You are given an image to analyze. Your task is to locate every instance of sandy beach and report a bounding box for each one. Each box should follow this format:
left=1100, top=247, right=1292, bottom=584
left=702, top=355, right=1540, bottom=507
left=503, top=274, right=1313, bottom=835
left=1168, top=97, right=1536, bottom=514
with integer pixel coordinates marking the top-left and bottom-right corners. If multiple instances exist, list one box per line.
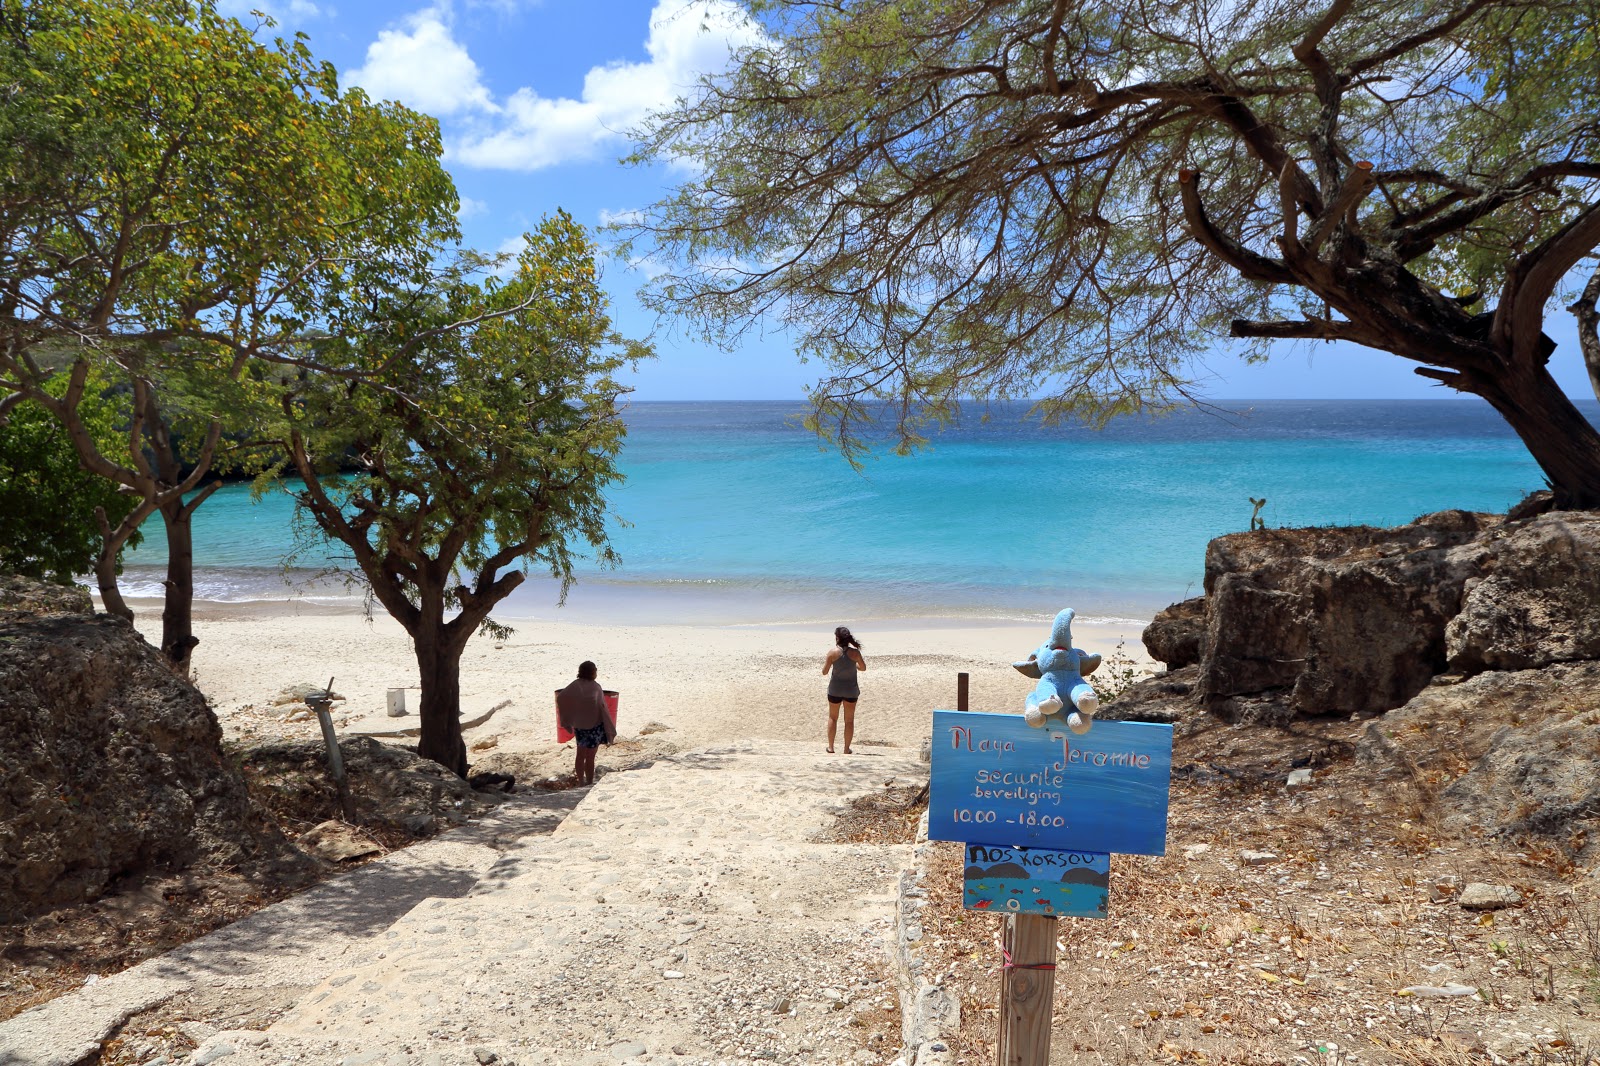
left=133, top=599, right=1156, bottom=760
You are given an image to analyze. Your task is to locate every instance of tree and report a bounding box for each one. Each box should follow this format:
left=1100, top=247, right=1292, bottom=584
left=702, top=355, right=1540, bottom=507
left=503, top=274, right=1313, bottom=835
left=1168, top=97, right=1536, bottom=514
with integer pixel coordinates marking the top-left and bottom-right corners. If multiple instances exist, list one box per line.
left=0, top=379, right=141, bottom=584
left=281, top=214, right=646, bottom=777
left=0, top=0, right=459, bottom=671
left=627, top=0, right=1600, bottom=505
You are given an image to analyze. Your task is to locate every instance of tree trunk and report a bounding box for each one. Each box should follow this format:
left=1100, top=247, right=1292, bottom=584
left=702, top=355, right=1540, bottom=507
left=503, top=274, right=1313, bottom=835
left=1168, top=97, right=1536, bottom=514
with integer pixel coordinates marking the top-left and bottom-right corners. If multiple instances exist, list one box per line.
left=158, top=498, right=199, bottom=675
left=1471, top=362, right=1600, bottom=510
left=414, top=623, right=470, bottom=778
left=93, top=538, right=134, bottom=622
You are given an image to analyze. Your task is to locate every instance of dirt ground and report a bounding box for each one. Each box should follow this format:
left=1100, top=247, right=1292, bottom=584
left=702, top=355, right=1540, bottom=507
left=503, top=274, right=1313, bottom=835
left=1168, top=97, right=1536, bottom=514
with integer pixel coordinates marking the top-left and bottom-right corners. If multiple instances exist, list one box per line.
left=915, top=712, right=1600, bottom=1066
left=0, top=733, right=677, bottom=1031
left=11, top=698, right=1600, bottom=1066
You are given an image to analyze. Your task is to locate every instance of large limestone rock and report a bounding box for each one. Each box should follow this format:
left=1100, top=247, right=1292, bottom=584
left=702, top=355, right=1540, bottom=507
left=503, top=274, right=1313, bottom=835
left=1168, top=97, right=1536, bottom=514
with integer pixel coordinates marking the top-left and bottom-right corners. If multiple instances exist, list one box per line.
left=1445, top=512, right=1600, bottom=673
left=0, top=576, right=292, bottom=921
left=1197, top=510, right=1497, bottom=719
left=1355, top=661, right=1600, bottom=862
left=1142, top=597, right=1205, bottom=669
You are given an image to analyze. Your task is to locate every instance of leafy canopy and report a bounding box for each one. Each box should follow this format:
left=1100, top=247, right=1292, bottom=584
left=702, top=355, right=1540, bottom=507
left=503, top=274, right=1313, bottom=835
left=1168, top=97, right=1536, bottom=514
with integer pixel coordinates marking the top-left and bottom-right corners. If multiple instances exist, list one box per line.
left=0, top=375, right=140, bottom=584
left=626, top=0, right=1600, bottom=454
left=284, top=212, right=650, bottom=637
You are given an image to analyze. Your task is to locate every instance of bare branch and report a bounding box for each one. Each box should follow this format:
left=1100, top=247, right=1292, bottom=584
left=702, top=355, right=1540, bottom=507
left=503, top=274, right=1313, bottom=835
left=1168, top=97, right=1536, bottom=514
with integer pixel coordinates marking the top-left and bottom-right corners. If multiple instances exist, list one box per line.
left=1495, top=199, right=1600, bottom=366
left=1178, top=170, right=1296, bottom=285
left=1566, top=263, right=1600, bottom=405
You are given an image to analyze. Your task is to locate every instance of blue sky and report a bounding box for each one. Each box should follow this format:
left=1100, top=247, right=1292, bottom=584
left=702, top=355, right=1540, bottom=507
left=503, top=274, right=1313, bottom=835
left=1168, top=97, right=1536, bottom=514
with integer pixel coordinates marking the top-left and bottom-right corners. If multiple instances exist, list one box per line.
left=226, top=0, right=1597, bottom=405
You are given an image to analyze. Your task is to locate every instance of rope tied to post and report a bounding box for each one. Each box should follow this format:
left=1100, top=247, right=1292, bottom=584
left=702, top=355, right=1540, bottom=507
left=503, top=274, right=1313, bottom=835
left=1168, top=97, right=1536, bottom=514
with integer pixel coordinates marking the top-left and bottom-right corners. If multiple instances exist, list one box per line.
left=1001, top=946, right=1056, bottom=972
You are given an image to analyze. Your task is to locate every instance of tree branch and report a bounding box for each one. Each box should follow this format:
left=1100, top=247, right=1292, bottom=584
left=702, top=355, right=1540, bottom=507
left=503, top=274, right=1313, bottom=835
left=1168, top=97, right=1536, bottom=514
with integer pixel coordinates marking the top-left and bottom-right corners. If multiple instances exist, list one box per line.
left=1495, top=199, right=1600, bottom=366
left=1568, top=263, right=1600, bottom=405
left=1178, top=170, right=1296, bottom=285
left=1230, top=318, right=1379, bottom=344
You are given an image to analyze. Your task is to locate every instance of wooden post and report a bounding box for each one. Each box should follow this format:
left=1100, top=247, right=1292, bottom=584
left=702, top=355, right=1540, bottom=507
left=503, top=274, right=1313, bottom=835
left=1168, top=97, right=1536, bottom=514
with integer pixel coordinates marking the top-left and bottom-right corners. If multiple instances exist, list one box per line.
left=996, top=913, right=1058, bottom=1066
left=309, top=676, right=355, bottom=821
left=957, top=672, right=969, bottom=712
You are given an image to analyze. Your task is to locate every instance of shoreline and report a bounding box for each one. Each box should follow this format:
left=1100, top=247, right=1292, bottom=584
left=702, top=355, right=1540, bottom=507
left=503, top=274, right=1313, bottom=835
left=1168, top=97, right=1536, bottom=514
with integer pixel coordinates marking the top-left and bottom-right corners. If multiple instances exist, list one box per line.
left=110, top=564, right=1174, bottom=630
left=127, top=589, right=1158, bottom=761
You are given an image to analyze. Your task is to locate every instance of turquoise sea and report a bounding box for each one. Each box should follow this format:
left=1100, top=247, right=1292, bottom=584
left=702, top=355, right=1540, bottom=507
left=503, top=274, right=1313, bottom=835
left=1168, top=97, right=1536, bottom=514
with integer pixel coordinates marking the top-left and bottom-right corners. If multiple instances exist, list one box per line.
left=120, top=399, right=1594, bottom=625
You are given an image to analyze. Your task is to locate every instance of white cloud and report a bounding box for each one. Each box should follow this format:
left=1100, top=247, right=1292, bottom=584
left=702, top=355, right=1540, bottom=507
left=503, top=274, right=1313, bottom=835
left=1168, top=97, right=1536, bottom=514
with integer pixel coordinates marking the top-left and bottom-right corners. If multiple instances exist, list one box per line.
left=457, top=196, right=490, bottom=219
left=348, top=5, right=499, bottom=117
left=451, top=0, right=764, bottom=171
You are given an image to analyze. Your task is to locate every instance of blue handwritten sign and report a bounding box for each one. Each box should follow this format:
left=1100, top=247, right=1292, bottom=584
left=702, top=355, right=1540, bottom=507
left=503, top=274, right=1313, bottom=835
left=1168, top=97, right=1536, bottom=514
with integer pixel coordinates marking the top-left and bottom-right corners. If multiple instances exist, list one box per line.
left=928, top=710, right=1172, bottom=855
left=963, top=844, right=1109, bottom=918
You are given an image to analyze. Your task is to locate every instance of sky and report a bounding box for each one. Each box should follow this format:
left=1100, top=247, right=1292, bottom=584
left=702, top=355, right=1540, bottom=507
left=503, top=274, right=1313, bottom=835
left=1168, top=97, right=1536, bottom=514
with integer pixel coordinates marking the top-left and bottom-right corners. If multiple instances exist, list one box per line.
left=222, top=0, right=1598, bottom=405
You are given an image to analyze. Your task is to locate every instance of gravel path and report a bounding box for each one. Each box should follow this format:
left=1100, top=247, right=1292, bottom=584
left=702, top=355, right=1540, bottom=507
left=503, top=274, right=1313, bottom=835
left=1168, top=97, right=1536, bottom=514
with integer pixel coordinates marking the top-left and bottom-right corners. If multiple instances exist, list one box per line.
left=3, top=741, right=923, bottom=1066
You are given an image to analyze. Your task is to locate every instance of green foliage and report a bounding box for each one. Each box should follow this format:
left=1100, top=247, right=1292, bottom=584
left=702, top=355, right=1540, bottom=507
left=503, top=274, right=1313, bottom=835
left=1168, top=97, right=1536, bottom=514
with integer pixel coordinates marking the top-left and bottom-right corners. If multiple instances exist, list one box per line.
left=0, top=379, right=140, bottom=584
left=284, top=212, right=650, bottom=635
left=0, top=0, right=463, bottom=630
left=625, top=0, right=1600, bottom=459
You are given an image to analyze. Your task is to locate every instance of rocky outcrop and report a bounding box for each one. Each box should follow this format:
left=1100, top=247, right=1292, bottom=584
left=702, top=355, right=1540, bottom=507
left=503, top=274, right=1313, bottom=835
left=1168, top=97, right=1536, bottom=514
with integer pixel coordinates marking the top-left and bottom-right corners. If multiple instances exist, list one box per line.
left=1139, top=509, right=1600, bottom=723
left=1445, top=512, right=1600, bottom=673
left=1141, top=598, right=1205, bottom=669
left=1197, top=510, right=1497, bottom=719
left=0, top=576, right=292, bottom=921
left=1355, top=662, right=1600, bottom=862
left=241, top=735, right=506, bottom=839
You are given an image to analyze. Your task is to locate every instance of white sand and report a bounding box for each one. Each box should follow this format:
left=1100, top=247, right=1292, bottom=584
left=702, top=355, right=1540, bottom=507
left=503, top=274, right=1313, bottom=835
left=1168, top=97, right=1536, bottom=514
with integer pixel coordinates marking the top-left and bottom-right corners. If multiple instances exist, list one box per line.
left=135, top=600, right=1155, bottom=757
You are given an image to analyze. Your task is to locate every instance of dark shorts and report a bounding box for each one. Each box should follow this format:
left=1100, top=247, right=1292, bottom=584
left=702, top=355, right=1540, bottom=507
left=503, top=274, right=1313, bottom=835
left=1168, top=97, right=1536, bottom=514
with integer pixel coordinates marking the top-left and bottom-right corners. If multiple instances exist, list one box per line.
left=574, top=724, right=609, bottom=749
left=828, top=692, right=859, bottom=705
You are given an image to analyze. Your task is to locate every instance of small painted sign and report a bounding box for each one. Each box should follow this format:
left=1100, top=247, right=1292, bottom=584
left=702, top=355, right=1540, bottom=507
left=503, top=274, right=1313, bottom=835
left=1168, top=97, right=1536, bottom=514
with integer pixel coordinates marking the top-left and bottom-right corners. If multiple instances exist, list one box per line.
left=928, top=710, right=1172, bottom=855
left=963, top=844, right=1109, bottom=917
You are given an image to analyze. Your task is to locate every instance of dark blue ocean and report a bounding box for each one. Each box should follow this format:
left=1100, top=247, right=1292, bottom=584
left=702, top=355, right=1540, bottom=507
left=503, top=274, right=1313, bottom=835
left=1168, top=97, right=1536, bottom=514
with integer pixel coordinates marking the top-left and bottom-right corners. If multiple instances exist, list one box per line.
left=120, top=399, right=1593, bottom=624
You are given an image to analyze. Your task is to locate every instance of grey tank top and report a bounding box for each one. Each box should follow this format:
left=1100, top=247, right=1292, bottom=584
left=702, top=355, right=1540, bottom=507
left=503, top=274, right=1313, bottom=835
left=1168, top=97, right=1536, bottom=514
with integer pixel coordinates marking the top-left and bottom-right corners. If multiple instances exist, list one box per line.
left=830, top=647, right=859, bottom=689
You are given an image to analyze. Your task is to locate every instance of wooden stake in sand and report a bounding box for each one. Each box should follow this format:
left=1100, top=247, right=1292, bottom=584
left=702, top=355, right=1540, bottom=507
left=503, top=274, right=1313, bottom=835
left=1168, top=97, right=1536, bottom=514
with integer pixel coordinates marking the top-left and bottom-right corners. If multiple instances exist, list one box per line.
left=308, top=676, right=354, bottom=821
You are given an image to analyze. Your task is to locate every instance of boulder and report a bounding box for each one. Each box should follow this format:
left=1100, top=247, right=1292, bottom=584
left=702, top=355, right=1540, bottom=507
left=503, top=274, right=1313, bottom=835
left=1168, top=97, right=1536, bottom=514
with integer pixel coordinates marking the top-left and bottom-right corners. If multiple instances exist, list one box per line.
left=239, top=735, right=504, bottom=837
left=1356, top=661, right=1600, bottom=861
left=300, top=821, right=382, bottom=862
left=1142, top=597, right=1205, bottom=669
left=1197, top=511, right=1497, bottom=718
left=1100, top=665, right=1199, bottom=732
left=0, top=575, right=294, bottom=921
left=1445, top=512, right=1600, bottom=674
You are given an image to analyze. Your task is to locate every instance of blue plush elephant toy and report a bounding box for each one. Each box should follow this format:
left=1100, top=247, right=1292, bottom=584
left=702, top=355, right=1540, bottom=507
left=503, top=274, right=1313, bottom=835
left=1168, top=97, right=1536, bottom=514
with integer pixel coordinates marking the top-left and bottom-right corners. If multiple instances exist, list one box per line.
left=1012, top=607, right=1103, bottom=734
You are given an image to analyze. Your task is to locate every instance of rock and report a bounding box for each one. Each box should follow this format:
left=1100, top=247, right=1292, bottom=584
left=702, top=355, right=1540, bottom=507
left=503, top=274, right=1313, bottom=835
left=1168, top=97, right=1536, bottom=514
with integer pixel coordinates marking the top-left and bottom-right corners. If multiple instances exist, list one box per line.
left=610, top=1042, right=648, bottom=1060
left=191, top=1044, right=236, bottom=1065
left=474, top=1049, right=500, bottom=1065
left=1182, top=843, right=1210, bottom=860
left=300, top=821, right=383, bottom=862
left=0, top=574, right=300, bottom=921
left=1240, top=850, right=1278, bottom=866
left=662, top=970, right=685, bottom=979
left=1399, top=984, right=1479, bottom=998
left=1446, top=512, right=1600, bottom=673
left=1100, top=666, right=1198, bottom=729
left=0, top=573, right=92, bottom=621
left=1198, top=513, right=1496, bottom=719
left=1458, top=883, right=1522, bottom=911
left=1286, top=768, right=1314, bottom=790
left=467, top=771, right=516, bottom=793
left=1143, top=597, right=1205, bottom=669
left=1357, top=662, right=1600, bottom=860
left=241, top=735, right=502, bottom=842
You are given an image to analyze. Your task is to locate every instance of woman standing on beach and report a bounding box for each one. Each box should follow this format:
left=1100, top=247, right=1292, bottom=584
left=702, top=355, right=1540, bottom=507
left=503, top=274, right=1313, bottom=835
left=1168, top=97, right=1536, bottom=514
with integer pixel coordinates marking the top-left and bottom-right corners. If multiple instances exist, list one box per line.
left=557, top=660, right=615, bottom=785
left=822, top=626, right=867, bottom=754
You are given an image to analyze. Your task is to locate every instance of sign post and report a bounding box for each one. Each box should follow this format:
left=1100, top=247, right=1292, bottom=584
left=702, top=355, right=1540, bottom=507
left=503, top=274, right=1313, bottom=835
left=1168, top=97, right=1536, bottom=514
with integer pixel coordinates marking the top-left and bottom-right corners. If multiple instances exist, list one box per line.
left=929, top=708, right=1172, bottom=1065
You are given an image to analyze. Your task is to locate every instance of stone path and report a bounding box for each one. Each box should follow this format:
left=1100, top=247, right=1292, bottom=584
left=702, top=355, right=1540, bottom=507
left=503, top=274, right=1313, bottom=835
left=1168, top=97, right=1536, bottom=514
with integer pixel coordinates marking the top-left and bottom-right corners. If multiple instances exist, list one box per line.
left=2, top=741, right=923, bottom=1066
